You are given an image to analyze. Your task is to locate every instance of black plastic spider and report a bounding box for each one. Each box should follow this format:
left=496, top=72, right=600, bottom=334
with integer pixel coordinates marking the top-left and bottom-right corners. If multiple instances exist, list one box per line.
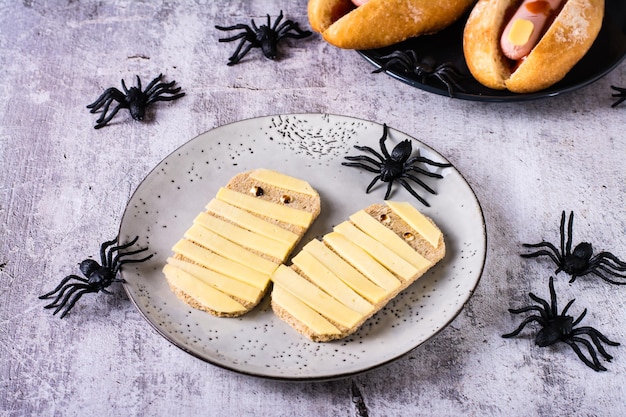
left=503, top=277, right=619, bottom=371
left=215, top=10, right=312, bottom=65
left=611, top=85, right=626, bottom=107
left=87, top=73, right=185, bottom=129
left=373, top=50, right=465, bottom=97
left=522, top=211, right=626, bottom=285
left=39, top=236, right=153, bottom=318
left=342, top=124, right=451, bottom=206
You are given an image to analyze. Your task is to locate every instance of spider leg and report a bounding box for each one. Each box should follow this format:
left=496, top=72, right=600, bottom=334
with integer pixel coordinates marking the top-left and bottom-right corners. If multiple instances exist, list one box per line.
left=47, top=283, right=90, bottom=314
left=383, top=181, right=394, bottom=200
left=402, top=172, right=436, bottom=194
left=593, top=252, right=626, bottom=270
left=564, top=337, right=607, bottom=371
left=341, top=161, right=381, bottom=174
left=406, top=156, right=453, bottom=168
left=57, top=287, right=99, bottom=319
left=271, top=10, right=283, bottom=31
left=100, top=237, right=120, bottom=267
left=561, top=299, right=577, bottom=320
left=86, top=88, right=125, bottom=111
left=144, top=80, right=181, bottom=100
left=145, top=88, right=185, bottom=105
left=528, top=292, right=552, bottom=317
left=93, top=103, right=126, bottom=129
left=276, top=22, right=312, bottom=40
left=572, top=327, right=620, bottom=360
left=112, top=249, right=153, bottom=274
left=364, top=175, right=382, bottom=194
left=216, top=31, right=250, bottom=43
left=502, top=315, right=544, bottom=338
left=142, top=74, right=163, bottom=95
left=39, top=275, right=87, bottom=299
left=405, top=165, right=445, bottom=179
left=589, top=267, right=626, bottom=285
left=611, top=85, right=626, bottom=107
left=507, top=305, right=549, bottom=322
left=397, top=179, right=429, bottom=206
left=106, top=236, right=140, bottom=267
left=352, top=145, right=385, bottom=162
left=521, top=243, right=563, bottom=271
left=432, top=72, right=457, bottom=98
left=379, top=124, right=391, bottom=159
left=228, top=41, right=255, bottom=66
left=343, top=155, right=383, bottom=168
left=564, top=211, right=575, bottom=257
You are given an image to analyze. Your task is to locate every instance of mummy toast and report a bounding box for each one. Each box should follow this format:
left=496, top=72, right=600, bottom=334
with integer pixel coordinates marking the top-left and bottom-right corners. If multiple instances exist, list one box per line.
left=463, top=0, right=604, bottom=93
left=270, top=201, right=446, bottom=342
left=163, top=169, right=321, bottom=317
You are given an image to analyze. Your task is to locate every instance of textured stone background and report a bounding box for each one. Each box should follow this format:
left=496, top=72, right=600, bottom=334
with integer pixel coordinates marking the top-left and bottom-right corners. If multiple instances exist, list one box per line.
left=1, top=1, right=625, bottom=416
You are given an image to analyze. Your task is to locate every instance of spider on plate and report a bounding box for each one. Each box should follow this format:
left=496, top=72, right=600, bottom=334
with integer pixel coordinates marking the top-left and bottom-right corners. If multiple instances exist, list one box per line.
left=611, top=85, right=626, bottom=107
left=215, top=10, right=312, bottom=65
left=342, top=123, right=451, bottom=206
left=39, top=236, right=153, bottom=318
left=503, top=277, right=619, bottom=371
left=372, top=50, right=465, bottom=98
left=87, top=73, right=185, bottom=129
left=522, top=211, right=626, bottom=285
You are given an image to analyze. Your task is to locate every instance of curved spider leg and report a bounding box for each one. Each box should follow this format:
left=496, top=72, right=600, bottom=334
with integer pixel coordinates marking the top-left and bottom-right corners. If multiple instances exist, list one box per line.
left=610, top=85, right=626, bottom=107
left=528, top=293, right=552, bottom=317
left=276, top=23, right=312, bottom=40
left=121, top=78, right=131, bottom=95
left=99, top=237, right=120, bottom=266
left=86, top=88, right=125, bottom=111
left=564, top=337, right=607, bottom=371
left=406, top=156, right=453, bottom=168
left=215, top=23, right=254, bottom=32
left=48, top=283, right=90, bottom=314
left=144, top=80, right=183, bottom=102
left=432, top=73, right=457, bottom=97
left=397, top=179, right=429, bottom=206
left=547, top=276, right=559, bottom=317
left=142, top=74, right=163, bottom=95
left=93, top=103, right=126, bottom=129
left=57, top=287, right=99, bottom=319
left=561, top=299, right=577, bottom=319
left=145, top=89, right=185, bottom=105
left=502, top=315, right=545, bottom=338
left=520, top=244, right=563, bottom=269
left=270, top=10, right=284, bottom=31
left=589, top=267, right=626, bottom=285
left=362, top=175, right=382, bottom=194
left=383, top=181, right=395, bottom=200
left=352, top=145, right=385, bottom=162
left=228, top=41, right=255, bottom=66
left=594, top=252, right=626, bottom=270
left=572, top=327, right=620, bottom=360
left=564, top=211, right=574, bottom=256
left=112, top=250, right=153, bottom=274
left=341, top=161, right=381, bottom=173
left=39, top=275, right=86, bottom=299
left=405, top=166, right=445, bottom=179
left=402, top=173, right=437, bottom=194
left=343, top=155, right=383, bottom=168
left=106, top=236, right=141, bottom=267
left=379, top=124, right=391, bottom=159
left=135, top=75, right=142, bottom=92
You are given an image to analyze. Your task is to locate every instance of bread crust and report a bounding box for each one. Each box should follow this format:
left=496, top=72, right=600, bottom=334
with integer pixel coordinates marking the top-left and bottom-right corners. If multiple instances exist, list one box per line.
left=271, top=203, right=446, bottom=342
left=308, top=0, right=476, bottom=49
left=463, top=0, right=604, bottom=93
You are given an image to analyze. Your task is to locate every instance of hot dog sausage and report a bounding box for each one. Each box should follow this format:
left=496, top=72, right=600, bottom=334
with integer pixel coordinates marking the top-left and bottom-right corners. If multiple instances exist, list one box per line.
left=500, top=0, right=565, bottom=61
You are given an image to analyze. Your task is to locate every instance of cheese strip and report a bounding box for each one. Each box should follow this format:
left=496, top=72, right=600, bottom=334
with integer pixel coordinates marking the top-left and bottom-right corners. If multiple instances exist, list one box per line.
left=163, top=264, right=247, bottom=314
left=333, top=221, right=418, bottom=281
left=184, top=222, right=278, bottom=276
left=386, top=201, right=441, bottom=247
left=205, top=198, right=300, bottom=246
left=323, top=232, right=401, bottom=292
left=172, top=239, right=270, bottom=289
left=272, top=284, right=341, bottom=337
left=303, top=239, right=387, bottom=304
left=292, top=250, right=374, bottom=316
left=249, top=169, right=318, bottom=196
left=349, top=210, right=432, bottom=271
left=166, top=257, right=261, bottom=304
left=271, top=265, right=363, bottom=329
left=216, top=187, right=313, bottom=228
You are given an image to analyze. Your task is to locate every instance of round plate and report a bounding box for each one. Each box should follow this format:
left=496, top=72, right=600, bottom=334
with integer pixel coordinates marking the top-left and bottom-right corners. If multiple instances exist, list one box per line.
left=359, top=0, right=626, bottom=101
left=118, top=114, right=486, bottom=381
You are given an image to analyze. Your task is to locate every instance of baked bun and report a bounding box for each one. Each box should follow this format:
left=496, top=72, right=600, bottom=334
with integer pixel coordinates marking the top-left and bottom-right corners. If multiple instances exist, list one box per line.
left=163, top=169, right=320, bottom=317
left=463, top=0, right=604, bottom=93
left=270, top=201, right=445, bottom=342
left=308, top=0, right=476, bottom=49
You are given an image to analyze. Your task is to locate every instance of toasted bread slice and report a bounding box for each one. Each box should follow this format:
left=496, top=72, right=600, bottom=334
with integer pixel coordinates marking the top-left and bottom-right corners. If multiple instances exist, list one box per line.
left=270, top=201, right=445, bottom=341
left=163, top=169, right=321, bottom=317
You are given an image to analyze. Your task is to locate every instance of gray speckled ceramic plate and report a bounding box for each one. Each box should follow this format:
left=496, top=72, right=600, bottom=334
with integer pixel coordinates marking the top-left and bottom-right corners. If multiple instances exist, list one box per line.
left=118, top=113, right=486, bottom=381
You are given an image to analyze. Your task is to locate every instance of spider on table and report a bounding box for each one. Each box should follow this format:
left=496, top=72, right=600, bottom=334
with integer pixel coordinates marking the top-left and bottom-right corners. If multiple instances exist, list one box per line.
left=522, top=211, right=626, bottom=285
left=215, top=10, right=312, bottom=65
left=87, top=73, right=185, bottom=129
left=39, top=236, right=153, bottom=318
left=342, top=123, right=451, bottom=206
left=503, top=277, right=619, bottom=371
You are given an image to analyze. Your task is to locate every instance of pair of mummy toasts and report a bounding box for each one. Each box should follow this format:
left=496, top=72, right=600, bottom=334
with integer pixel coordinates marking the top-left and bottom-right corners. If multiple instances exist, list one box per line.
left=163, top=169, right=445, bottom=342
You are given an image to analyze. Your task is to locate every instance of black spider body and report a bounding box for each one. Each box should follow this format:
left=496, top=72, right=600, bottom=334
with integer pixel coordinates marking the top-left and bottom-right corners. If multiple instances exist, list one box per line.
left=611, top=85, right=626, bottom=107
left=216, top=10, right=312, bottom=65
left=522, top=211, right=626, bottom=285
left=373, top=50, right=464, bottom=97
left=342, top=124, right=451, bottom=206
left=87, top=74, right=185, bottom=129
left=503, top=277, right=619, bottom=371
left=39, top=236, right=153, bottom=318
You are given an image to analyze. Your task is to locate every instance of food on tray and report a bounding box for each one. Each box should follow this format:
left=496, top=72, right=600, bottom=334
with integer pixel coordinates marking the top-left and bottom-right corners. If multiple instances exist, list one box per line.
left=270, top=201, right=446, bottom=342
left=307, top=0, right=476, bottom=49
left=163, top=169, right=321, bottom=317
left=463, top=0, right=604, bottom=93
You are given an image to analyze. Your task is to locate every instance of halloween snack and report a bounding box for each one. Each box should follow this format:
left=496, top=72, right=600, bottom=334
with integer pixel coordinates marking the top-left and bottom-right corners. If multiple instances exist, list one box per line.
left=463, top=0, right=604, bottom=93
left=307, top=0, right=476, bottom=50
left=271, top=201, right=446, bottom=342
left=163, top=169, right=321, bottom=317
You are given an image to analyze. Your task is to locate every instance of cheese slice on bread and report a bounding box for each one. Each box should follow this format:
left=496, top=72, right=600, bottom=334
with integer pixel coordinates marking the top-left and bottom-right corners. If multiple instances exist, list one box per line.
left=164, top=169, right=321, bottom=317
left=270, top=201, right=445, bottom=342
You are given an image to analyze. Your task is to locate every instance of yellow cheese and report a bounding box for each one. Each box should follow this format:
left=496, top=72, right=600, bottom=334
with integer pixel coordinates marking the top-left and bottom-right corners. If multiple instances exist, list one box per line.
left=349, top=210, right=432, bottom=271
left=205, top=198, right=300, bottom=246
left=272, top=284, right=341, bottom=337
left=508, top=18, right=534, bottom=46
left=271, top=265, right=363, bottom=329
left=249, top=169, right=318, bottom=196
left=334, top=221, right=418, bottom=281
left=184, top=222, right=278, bottom=276
left=194, top=211, right=291, bottom=261
left=163, top=264, right=247, bottom=314
left=303, top=239, right=387, bottom=304
left=292, top=250, right=374, bottom=316
left=323, top=232, right=401, bottom=292
left=172, top=239, right=270, bottom=289
left=216, top=187, right=314, bottom=228
left=385, top=201, right=442, bottom=248
left=166, top=257, right=261, bottom=304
